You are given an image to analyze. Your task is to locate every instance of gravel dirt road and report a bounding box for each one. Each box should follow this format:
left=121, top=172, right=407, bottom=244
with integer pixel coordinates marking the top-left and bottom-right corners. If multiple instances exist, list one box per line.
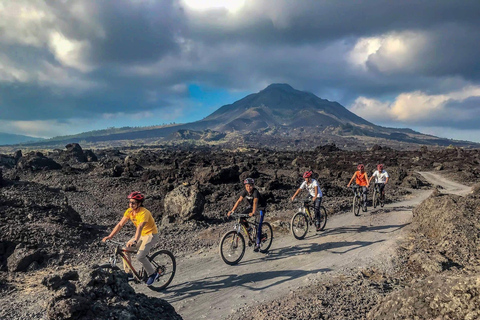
left=136, top=172, right=471, bottom=320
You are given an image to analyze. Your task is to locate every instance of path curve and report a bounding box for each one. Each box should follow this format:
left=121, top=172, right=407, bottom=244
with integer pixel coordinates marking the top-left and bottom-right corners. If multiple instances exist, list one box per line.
left=138, top=172, right=471, bottom=319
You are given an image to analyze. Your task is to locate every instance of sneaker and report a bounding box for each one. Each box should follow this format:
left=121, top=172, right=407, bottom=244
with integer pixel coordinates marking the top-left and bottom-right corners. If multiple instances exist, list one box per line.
left=126, top=273, right=134, bottom=281
left=146, top=273, right=159, bottom=286
left=253, top=244, right=260, bottom=252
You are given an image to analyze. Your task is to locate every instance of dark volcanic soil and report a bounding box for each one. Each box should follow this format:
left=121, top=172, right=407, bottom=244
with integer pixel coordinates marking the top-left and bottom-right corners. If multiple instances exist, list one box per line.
left=0, top=143, right=479, bottom=319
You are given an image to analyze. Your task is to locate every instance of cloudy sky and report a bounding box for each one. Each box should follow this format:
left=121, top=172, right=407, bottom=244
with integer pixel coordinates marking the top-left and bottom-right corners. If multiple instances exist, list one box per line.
left=1, top=0, right=480, bottom=142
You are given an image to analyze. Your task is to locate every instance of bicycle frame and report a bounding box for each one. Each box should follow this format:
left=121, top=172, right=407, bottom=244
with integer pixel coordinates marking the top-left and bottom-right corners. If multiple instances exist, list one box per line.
left=298, top=201, right=314, bottom=223
left=232, top=214, right=257, bottom=244
left=105, top=240, right=145, bottom=281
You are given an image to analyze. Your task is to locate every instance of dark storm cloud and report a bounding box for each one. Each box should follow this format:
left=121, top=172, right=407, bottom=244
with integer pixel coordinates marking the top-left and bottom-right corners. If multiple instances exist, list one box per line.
left=1, top=0, right=480, bottom=137
left=187, top=1, right=480, bottom=45
left=88, top=0, right=185, bottom=65
left=431, top=96, right=480, bottom=129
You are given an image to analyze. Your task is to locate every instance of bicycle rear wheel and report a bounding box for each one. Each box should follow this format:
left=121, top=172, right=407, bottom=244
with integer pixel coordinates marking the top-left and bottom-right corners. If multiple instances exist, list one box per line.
left=147, top=250, right=176, bottom=291
left=317, top=206, right=327, bottom=231
left=353, top=195, right=361, bottom=216
left=291, top=212, right=308, bottom=240
left=219, top=231, right=245, bottom=265
left=258, top=222, right=273, bottom=253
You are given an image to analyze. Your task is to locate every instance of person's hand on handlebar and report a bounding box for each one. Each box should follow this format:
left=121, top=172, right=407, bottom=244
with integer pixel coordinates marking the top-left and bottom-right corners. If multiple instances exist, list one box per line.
left=227, top=210, right=234, bottom=217
left=249, top=211, right=254, bottom=217
left=126, top=239, right=137, bottom=247
left=102, top=236, right=112, bottom=242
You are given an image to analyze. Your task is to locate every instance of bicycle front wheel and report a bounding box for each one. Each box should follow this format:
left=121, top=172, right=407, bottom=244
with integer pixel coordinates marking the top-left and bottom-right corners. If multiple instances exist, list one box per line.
left=219, top=231, right=245, bottom=265
left=353, top=196, right=361, bottom=216
left=373, top=189, right=378, bottom=208
left=317, top=206, right=327, bottom=231
left=147, top=250, right=176, bottom=291
left=291, top=212, right=308, bottom=240
left=258, top=222, right=273, bottom=253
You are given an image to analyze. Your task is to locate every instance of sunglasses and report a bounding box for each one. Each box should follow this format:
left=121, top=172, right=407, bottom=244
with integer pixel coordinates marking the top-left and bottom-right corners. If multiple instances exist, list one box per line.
left=129, top=201, right=138, bottom=205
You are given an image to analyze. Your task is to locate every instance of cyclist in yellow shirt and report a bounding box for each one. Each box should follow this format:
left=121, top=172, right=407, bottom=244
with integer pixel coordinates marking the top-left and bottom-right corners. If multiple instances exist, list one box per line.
left=102, top=191, right=160, bottom=285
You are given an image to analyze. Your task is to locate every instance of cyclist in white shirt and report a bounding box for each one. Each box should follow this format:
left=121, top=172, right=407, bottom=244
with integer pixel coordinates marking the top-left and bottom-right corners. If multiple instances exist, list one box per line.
left=368, top=164, right=389, bottom=201
left=291, top=171, right=323, bottom=231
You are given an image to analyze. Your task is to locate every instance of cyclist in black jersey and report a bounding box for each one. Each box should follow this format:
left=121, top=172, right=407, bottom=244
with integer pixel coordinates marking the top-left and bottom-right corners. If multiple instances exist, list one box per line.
left=227, top=178, right=267, bottom=252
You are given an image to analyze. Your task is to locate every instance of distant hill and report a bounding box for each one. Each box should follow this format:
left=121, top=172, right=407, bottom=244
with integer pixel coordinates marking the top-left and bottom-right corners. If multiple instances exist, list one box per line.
left=0, top=132, right=44, bottom=146
left=14, top=84, right=479, bottom=150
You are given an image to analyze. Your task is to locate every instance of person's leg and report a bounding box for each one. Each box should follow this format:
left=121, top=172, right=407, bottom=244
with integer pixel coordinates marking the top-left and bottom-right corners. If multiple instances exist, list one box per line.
left=123, top=237, right=138, bottom=274
left=255, top=210, right=265, bottom=248
left=240, top=208, right=251, bottom=231
left=136, top=233, right=159, bottom=276
left=362, top=186, right=368, bottom=203
left=314, top=198, right=322, bottom=226
left=379, top=183, right=385, bottom=200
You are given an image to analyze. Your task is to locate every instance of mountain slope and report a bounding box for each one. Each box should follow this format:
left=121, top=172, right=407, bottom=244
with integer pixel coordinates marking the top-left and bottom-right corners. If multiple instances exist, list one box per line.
left=0, top=132, right=44, bottom=146
left=201, top=83, right=372, bottom=131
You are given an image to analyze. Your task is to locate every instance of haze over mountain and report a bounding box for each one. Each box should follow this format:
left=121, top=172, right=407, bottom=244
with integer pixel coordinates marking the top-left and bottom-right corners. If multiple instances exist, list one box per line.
left=0, top=132, right=44, bottom=146
left=9, top=84, right=478, bottom=149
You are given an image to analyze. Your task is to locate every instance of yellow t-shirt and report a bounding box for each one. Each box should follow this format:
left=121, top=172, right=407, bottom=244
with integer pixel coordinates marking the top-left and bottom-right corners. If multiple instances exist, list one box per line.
left=123, top=207, right=158, bottom=236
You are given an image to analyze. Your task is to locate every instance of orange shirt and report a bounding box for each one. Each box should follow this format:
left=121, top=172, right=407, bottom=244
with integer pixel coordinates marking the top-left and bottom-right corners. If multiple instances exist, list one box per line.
left=355, top=171, right=368, bottom=186
left=123, top=207, right=158, bottom=236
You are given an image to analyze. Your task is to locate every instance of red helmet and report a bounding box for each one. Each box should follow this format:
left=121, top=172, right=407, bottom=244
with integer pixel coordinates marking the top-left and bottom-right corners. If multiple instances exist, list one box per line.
left=243, top=178, right=254, bottom=185
left=377, top=164, right=384, bottom=171
left=357, top=164, right=365, bottom=170
left=127, top=191, right=144, bottom=202
left=303, top=171, right=313, bottom=178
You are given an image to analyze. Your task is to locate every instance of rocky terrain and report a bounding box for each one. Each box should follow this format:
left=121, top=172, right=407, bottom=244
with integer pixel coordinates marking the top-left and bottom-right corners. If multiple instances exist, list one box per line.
left=0, top=142, right=479, bottom=319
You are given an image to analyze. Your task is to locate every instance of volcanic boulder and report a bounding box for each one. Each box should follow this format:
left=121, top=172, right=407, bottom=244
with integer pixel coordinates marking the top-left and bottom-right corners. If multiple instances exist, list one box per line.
left=163, top=184, right=206, bottom=224
left=0, top=154, right=16, bottom=168
left=7, top=245, right=44, bottom=272
left=43, top=267, right=182, bottom=320
left=16, top=152, right=62, bottom=171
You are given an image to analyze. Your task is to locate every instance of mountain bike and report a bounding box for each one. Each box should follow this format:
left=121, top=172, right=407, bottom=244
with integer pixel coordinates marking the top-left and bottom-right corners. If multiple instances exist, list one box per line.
left=351, top=185, right=367, bottom=216
left=290, top=199, right=327, bottom=240
left=99, top=239, right=176, bottom=291
left=219, top=213, right=273, bottom=265
left=372, top=183, right=385, bottom=208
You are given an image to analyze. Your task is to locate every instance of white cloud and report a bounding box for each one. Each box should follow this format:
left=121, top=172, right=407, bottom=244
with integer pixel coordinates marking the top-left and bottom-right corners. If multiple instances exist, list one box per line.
left=48, top=31, right=92, bottom=72
left=350, top=85, right=480, bottom=124
left=348, top=31, right=428, bottom=74
left=182, top=0, right=246, bottom=13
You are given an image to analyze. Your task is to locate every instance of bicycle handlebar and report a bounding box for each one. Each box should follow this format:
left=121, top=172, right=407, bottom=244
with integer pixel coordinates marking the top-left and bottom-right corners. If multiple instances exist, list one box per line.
left=104, top=239, right=124, bottom=246
left=229, top=213, right=251, bottom=219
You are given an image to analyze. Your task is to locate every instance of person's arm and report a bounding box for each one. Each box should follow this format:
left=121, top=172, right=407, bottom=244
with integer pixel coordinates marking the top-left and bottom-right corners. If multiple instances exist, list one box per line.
left=347, top=173, right=356, bottom=187
left=365, top=173, right=370, bottom=187
left=102, top=216, right=129, bottom=242
left=249, top=198, right=258, bottom=217
left=313, top=185, right=318, bottom=202
left=368, top=172, right=374, bottom=184
left=228, top=196, right=243, bottom=216
left=385, top=176, right=389, bottom=184
left=291, top=188, right=302, bottom=201
left=127, top=221, right=146, bottom=247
